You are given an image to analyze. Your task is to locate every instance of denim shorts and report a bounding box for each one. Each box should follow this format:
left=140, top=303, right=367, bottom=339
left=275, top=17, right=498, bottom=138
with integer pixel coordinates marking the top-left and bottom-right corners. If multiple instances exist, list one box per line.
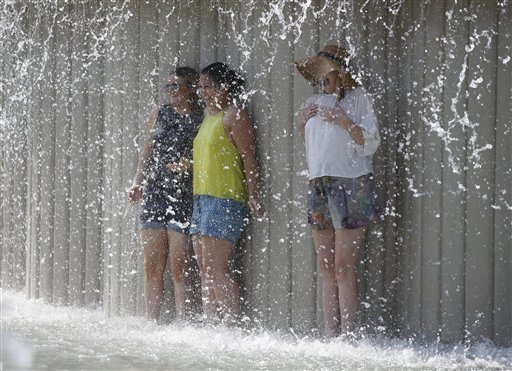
left=190, top=195, right=250, bottom=245
left=307, top=174, right=383, bottom=230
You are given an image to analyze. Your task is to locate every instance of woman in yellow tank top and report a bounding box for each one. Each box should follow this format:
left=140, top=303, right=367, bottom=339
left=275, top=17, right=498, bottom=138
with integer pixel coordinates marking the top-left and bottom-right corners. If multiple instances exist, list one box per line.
left=191, top=62, right=264, bottom=324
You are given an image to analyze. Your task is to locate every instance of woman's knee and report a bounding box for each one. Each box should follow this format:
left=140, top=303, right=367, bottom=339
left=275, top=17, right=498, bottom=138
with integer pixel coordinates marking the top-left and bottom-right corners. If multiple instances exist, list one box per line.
left=145, top=265, right=165, bottom=282
left=207, top=263, right=231, bottom=282
left=317, top=256, right=335, bottom=277
left=144, top=251, right=166, bottom=276
left=170, top=257, right=190, bottom=283
left=335, top=257, right=357, bottom=280
left=315, top=241, right=335, bottom=277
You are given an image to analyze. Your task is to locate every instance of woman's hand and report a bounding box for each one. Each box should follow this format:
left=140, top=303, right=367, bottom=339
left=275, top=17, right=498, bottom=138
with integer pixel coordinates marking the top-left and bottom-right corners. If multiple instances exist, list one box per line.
left=319, top=106, right=347, bottom=125
left=320, top=106, right=365, bottom=145
left=127, top=184, right=142, bottom=204
left=165, top=158, right=192, bottom=173
left=249, top=195, right=265, bottom=218
left=297, top=104, right=319, bottom=137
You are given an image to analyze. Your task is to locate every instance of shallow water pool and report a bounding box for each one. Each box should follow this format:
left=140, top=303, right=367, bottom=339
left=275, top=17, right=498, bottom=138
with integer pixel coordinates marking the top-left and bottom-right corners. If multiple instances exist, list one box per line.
left=2, top=290, right=511, bottom=370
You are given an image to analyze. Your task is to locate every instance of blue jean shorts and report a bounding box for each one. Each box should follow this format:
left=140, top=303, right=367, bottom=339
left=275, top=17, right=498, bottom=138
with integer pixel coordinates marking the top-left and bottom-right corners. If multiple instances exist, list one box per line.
left=307, top=174, right=383, bottom=230
left=189, top=195, right=250, bottom=245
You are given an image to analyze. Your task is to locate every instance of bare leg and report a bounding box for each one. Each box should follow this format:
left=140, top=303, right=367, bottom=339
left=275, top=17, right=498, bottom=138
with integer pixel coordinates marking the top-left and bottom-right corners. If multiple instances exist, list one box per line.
left=201, top=236, right=240, bottom=324
left=312, top=224, right=340, bottom=337
left=192, top=235, right=217, bottom=321
left=335, top=227, right=367, bottom=333
left=167, top=229, right=193, bottom=320
left=140, top=229, right=169, bottom=320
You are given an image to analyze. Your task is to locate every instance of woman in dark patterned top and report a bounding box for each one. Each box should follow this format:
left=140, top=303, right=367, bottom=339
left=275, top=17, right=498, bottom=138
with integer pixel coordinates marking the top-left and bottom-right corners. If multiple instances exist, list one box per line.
left=128, top=67, right=203, bottom=321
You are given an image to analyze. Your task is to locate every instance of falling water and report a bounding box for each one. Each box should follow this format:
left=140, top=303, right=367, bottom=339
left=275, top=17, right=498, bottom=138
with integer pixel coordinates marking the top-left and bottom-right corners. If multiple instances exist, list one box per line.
left=1, top=1, right=511, bottom=368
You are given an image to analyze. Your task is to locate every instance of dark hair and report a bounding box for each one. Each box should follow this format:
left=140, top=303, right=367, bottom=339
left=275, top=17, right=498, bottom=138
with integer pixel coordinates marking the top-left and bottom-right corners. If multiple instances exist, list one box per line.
left=173, top=66, right=199, bottom=88
left=172, top=66, right=201, bottom=113
left=201, top=62, right=247, bottom=107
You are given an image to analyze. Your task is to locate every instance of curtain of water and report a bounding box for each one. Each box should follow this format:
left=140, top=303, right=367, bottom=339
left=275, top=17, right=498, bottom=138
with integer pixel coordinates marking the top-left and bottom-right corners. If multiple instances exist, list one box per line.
left=0, top=0, right=510, bottom=345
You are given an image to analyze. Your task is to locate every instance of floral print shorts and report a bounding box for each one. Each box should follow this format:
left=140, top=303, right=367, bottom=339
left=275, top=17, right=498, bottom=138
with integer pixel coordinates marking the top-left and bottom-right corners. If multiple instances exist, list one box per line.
left=307, top=174, right=384, bottom=230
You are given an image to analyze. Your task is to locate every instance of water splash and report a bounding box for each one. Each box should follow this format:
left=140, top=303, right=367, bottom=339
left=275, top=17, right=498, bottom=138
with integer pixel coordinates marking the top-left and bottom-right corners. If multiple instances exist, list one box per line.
left=3, top=290, right=511, bottom=370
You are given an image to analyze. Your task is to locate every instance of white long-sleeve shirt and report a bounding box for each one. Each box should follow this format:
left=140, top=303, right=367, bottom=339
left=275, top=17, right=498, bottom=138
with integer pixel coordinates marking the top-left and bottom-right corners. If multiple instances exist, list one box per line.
left=304, top=87, right=380, bottom=179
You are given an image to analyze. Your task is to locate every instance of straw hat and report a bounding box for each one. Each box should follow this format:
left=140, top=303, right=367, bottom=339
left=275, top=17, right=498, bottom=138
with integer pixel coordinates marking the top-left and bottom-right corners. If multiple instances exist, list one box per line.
left=295, top=45, right=350, bottom=82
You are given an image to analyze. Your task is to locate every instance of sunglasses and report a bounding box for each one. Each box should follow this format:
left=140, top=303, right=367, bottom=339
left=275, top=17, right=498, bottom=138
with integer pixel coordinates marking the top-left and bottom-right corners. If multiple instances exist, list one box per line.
left=164, top=82, right=181, bottom=92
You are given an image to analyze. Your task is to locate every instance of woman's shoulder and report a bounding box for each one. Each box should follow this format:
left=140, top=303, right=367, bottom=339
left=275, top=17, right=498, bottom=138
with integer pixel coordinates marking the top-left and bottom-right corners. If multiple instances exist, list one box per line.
left=343, top=86, right=374, bottom=106
left=345, top=85, right=369, bottom=96
left=224, top=105, right=250, bottom=121
left=348, top=86, right=369, bottom=97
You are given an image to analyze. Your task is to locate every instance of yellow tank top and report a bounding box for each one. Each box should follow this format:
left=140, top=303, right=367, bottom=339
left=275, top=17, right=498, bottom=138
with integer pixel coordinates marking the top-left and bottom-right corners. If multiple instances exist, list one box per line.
left=193, top=112, right=248, bottom=203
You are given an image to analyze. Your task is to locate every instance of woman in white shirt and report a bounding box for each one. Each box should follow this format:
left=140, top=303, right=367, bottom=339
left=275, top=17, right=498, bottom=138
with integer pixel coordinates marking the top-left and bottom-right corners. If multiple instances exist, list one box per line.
left=295, top=45, right=383, bottom=337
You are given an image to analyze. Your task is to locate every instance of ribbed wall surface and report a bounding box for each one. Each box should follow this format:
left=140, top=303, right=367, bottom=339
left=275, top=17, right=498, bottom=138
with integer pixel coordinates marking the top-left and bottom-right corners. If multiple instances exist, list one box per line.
left=0, top=0, right=510, bottom=344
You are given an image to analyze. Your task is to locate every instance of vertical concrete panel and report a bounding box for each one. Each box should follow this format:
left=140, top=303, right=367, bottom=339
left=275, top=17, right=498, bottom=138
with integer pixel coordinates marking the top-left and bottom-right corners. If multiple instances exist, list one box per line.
left=0, top=135, right=4, bottom=287
left=360, top=3, right=390, bottom=330
left=396, top=0, right=424, bottom=336
left=84, top=0, right=106, bottom=307
left=102, top=1, right=125, bottom=316
left=218, top=1, right=240, bottom=66
left=68, top=5, right=90, bottom=306
left=493, top=2, right=512, bottom=346
left=378, top=1, right=403, bottom=334
left=198, top=1, right=218, bottom=67
left=52, top=5, right=72, bottom=305
left=464, top=0, right=497, bottom=341
left=135, top=0, right=161, bottom=315
left=419, top=1, right=445, bottom=337
left=178, top=1, right=200, bottom=67
left=394, top=0, right=412, bottom=334
left=440, top=0, right=469, bottom=343
left=0, top=75, right=4, bottom=286
left=158, top=1, right=182, bottom=78
left=26, top=123, right=41, bottom=299
left=318, top=0, right=346, bottom=46
left=0, top=1, right=22, bottom=289
left=0, top=103, right=13, bottom=289
left=37, top=9, right=57, bottom=303
left=242, top=0, right=272, bottom=326
left=24, top=4, right=42, bottom=299
left=265, top=3, right=298, bottom=330
left=157, top=1, right=179, bottom=87
left=6, top=28, right=28, bottom=290
left=407, top=1, right=428, bottom=336
left=118, top=0, right=141, bottom=315
left=0, top=2, right=4, bottom=282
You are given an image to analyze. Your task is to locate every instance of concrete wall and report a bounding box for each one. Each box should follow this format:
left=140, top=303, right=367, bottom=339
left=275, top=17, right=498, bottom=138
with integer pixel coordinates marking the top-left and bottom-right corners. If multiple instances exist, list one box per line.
left=0, top=0, right=510, bottom=344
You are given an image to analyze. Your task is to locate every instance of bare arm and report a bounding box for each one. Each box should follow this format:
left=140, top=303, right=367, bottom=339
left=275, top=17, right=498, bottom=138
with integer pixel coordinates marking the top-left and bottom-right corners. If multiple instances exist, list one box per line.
left=225, top=107, right=265, bottom=217
left=127, top=106, right=159, bottom=204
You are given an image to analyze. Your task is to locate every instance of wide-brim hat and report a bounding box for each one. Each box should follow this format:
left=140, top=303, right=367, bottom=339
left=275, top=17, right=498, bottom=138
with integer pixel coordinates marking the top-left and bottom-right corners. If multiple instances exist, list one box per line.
left=295, top=45, right=350, bottom=82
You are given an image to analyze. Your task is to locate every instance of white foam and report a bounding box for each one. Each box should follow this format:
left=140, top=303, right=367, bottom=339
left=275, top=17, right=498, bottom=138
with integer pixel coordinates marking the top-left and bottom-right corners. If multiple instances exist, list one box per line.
left=2, top=290, right=511, bottom=370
